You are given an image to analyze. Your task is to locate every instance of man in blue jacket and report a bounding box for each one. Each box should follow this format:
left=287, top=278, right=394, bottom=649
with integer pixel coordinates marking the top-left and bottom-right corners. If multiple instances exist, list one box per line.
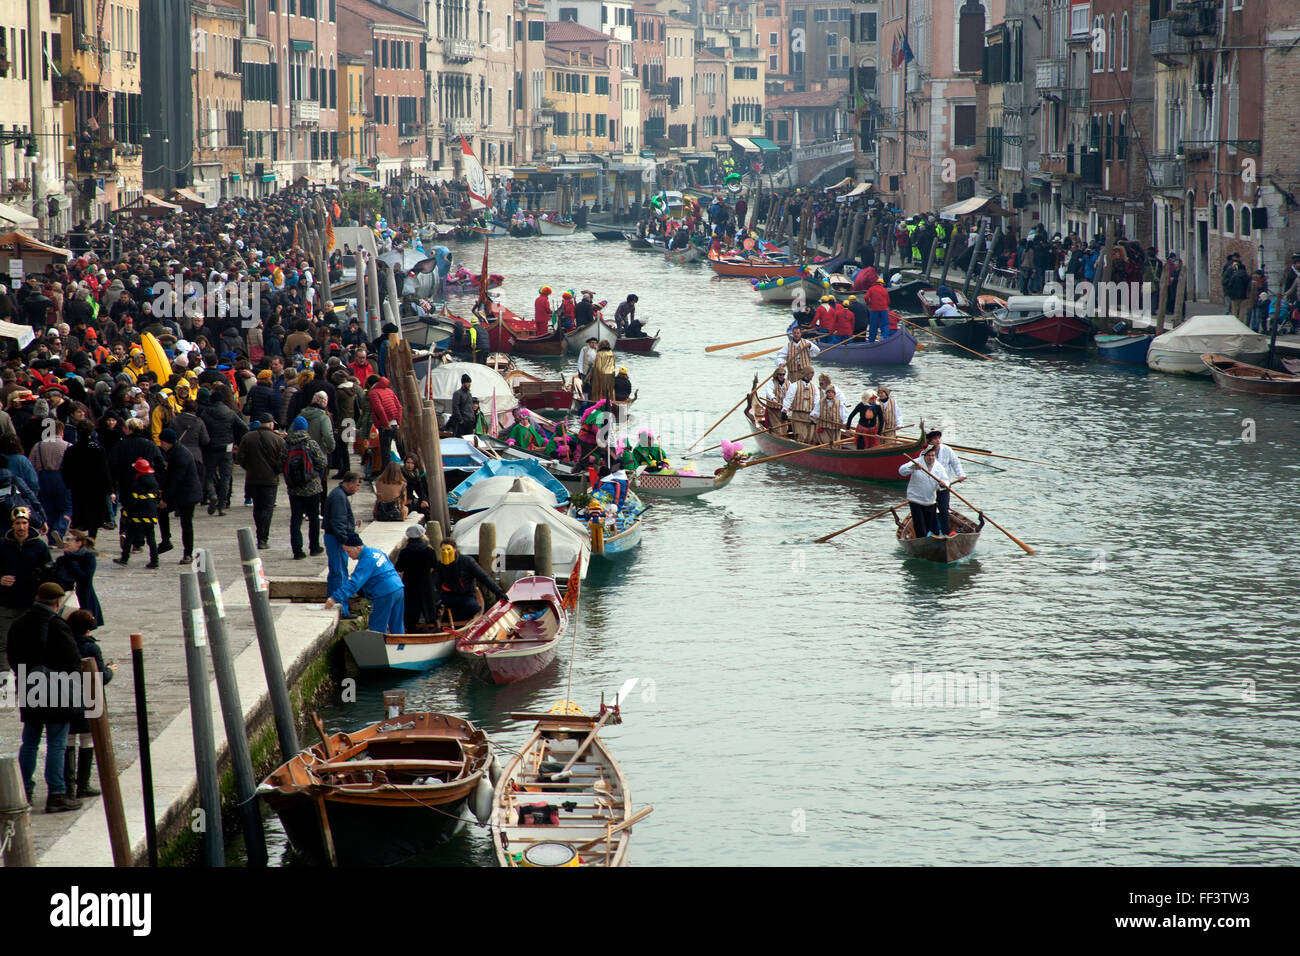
left=323, top=471, right=360, bottom=617
left=325, top=533, right=405, bottom=634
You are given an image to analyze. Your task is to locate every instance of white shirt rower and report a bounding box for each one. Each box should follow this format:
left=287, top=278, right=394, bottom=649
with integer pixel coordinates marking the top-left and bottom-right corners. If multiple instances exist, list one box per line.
left=811, top=389, right=850, bottom=422
left=932, top=440, right=966, bottom=482
left=577, top=343, right=598, bottom=376
left=899, top=454, right=951, bottom=504
left=934, top=298, right=961, bottom=318
left=762, top=375, right=789, bottom=403
left=781, top=377, right=815, bottom=414
left=772, top=336, right=821, bottom=366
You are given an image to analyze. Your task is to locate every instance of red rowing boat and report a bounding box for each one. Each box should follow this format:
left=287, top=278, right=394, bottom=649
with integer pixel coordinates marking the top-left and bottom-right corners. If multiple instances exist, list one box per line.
left=456, top=573, right=577, bottom=684
left=745, top=399, right=924, bottom=481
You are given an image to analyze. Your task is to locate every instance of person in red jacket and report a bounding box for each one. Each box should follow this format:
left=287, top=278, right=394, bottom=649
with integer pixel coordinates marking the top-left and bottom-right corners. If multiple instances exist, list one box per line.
left=851, top=265, right=878, bottom=293
left=533, top=286, right=553, bottom=336
left=811, top=295, right=836, bottom=337
left=833, top=298, right=855, bottom=341
left=865, top=279, right=892, bottom=342
left=367, top=376, right=403, bottom=465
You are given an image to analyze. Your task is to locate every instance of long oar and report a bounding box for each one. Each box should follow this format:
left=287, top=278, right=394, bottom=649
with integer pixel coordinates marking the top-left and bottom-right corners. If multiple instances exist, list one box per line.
left=686, top=372, right=777, bottom=451
left=905, top=454, right=1036, bottom=555
left=687, top=330, right=874, bottom=450
left=741, top=435, right=858, bottom=467
left=738, top=344, right=784, bottom=360
left=903, top=318, right=994, bottom=361
left=891, top=433, right=1054, bottom=468
left=706, top=332, right=790, bottom=353
left=743, top=327, right=875, bottom=362
left=697, top=421, right=920, bottom=456
left=815, top=500, right=911, bottom=543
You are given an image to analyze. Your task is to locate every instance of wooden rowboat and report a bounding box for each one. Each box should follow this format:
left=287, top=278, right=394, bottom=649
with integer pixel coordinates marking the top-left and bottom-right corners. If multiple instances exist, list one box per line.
left=745, top=398, right=925, bottom=481
left=343, top=619, right=477, bottom=671
left=893, top=508, right=984, bottom=563
left=456, top=575, right=576, bottom=684
left=631, top=459, right=742, bottom=497
left=591, top=229, right=627, bottom=241
left=506, top=368, right=575, bottom=411
left=615, top=329, right=660, bottom=353
left=537, top=217, right=577, bottom=236
left=257, top=709, right=494, bottom=866
left=665, top=244, right=702, bottom=264
left=1202, top=352, right=1300, bottom=395
left=494, top=700, right=646, bottom=867
left=708, top=249, right=802, bottom=279
left=565, top=315, right=618, bottom=353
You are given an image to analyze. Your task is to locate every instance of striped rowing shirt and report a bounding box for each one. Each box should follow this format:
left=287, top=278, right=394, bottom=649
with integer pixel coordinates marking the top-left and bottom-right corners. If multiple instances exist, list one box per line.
left=786, top=338, right=814, bottom=377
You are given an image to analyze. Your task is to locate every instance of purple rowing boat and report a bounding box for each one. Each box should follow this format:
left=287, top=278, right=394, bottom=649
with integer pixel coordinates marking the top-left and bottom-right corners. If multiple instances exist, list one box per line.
left=815, top=329, right=918, bottom=366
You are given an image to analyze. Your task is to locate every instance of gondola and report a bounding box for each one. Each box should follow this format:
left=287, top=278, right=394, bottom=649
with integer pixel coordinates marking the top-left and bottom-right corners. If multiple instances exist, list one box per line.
left=257, top=707, right=494, bottom=867
left=1201, top=352, right=1300, bottom=395
left=493, top=700, right=645, bottom=867
left=892, top=507, right=984, bottom=563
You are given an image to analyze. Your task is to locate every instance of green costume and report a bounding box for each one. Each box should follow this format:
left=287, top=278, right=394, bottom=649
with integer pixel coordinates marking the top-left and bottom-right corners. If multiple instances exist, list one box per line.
left=633, top=441, right=669, bottom=470
left=504, top=421, right=545, bottom=450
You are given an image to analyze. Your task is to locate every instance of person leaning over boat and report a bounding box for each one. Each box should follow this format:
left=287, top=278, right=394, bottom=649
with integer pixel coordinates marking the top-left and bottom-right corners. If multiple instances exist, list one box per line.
left=429, top=539, right=509, bottom=625
left=899, top=445, right=951, bottom=539
left=926, top=429, right=966, bottom=536
left=614, top=294, right=638, bottom=335
left=772, top=326, right=820, bottom=378
left=325, top=534, right=406, bottom=635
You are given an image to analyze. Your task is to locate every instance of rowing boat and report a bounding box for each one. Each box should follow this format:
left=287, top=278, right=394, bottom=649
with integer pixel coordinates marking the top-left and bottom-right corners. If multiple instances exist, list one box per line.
left=708, top=248, right=802, bottom=279
left=1202, top=352, right=1300, bottom=395
left=631, top=458, right=743, bottom=497
left=570, top=489, right=647, bottom=557
left=537, top=216, right=577, bottom=236
left=505, top=368, right=575, bottom=411
left=257, top=708, right=494, bottom=866
left=893, top=507, right=984, bottom=563
left=665, top=244, right=702, bottom=264
left=456, top=575, right=575, bottom=684
left=343, top=618, right=476, bottom=671
left=745, top=398, right=925, bottom=481
left=591, top=229, right=627, bottom=241
left=565, top=315, right=617, bottom=353
left=928, top=314, right=993, bottom=352
left=752, top=275, right=802, bottom=304
left=814, top=328, right=918, bottom=366
left=493, top=701, right=638, bottom=867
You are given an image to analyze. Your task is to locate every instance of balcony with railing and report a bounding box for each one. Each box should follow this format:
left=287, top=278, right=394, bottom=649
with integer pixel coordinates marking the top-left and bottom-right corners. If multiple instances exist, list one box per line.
left=292, top=100, right=320, bottom=125
left=399, top=122, right=424, bottom=139
left=1151, top=18, right=1190, bottom=63
left=1036, top=59, right=1066, bottom=92
left=703, top=13, right=753, bottom=31
left=1171, top=1, right=1220, bottom=41
left=1003, top=83, right=1024, bottom=112
left=1148, top=153, right=1186, bottom=189
left=446, top=38, right=475, bottom=62
left=446, top=117, right=475, bottom=137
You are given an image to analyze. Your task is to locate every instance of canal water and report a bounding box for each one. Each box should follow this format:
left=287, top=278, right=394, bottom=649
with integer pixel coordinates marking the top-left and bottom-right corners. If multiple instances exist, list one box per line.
left=244, top=234, right=1300, bottom=866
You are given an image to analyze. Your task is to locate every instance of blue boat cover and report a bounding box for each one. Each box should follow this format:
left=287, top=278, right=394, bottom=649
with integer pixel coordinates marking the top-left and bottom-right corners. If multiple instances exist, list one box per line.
left=447, top=458, right=570, bottom=508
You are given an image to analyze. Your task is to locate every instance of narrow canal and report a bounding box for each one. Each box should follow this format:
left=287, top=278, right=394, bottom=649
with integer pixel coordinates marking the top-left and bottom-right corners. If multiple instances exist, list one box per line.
left=240, top=234, right=1300, bottom=866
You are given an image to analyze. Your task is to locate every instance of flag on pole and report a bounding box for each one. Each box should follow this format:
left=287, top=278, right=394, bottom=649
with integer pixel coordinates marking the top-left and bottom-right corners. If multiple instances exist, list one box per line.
left=461, top=136, right=490, bottom=210
left=477, top=236, right=491, bottom=307
left=325, top=214, right=336, bottom=253
left=901, top=35, right=915, bottom=65
left=891, top=34, right=903, bottom=69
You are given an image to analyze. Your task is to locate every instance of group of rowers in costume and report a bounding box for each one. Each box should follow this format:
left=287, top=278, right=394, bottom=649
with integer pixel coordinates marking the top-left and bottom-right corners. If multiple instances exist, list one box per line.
left=758, top=326, right=900, bottom=449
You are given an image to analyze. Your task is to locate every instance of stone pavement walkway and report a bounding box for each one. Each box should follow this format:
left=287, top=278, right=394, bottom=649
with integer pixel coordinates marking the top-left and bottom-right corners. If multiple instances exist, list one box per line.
left=0, top=470, right=425, bottom=863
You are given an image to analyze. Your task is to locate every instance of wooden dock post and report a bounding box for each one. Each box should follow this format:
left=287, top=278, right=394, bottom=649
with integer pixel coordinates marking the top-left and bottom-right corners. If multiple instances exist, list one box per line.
left=0, top=755, right=35, bottom=866
left=180, top=572, right=223, bottom=867
left=129, top=633, right=158, bottom=867
left=237, top=528, right=300, bottom=762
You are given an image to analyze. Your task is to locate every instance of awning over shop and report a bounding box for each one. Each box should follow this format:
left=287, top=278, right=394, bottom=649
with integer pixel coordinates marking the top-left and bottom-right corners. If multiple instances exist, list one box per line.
left=165, top=187, right=209, bottom=210
left=261, top=173, right=276, bottom=182
left=731, top=137, right=759, bottom=152
left=844, top=182, right=873, bottom=197
left=0, top=202, right=38, bottom=229
left=0, top=230, right=72, bottom=262
left=348, top=171, right=380, bottom=186
left=940, top=196, right=1016, bottom=219
left=750, top=137, right=780, bottom=151
left=291, top=39, right=313, bottom=52
left=116, top=194, right=182, bottom=218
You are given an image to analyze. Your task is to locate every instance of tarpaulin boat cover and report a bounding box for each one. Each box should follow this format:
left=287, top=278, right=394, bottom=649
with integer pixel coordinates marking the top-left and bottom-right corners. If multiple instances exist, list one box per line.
left=1150, top=314, right=1268, bottom=356
left=448, top=459, right=569, bottom=509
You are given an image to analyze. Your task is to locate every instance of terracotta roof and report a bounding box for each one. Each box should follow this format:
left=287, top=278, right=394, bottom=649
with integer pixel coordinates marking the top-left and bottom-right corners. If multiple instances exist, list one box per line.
left=337, top=0, right=424, bottom=27
left=545, top=20, right=612, bottom=43
left=768, top=90, right=844, bottom=109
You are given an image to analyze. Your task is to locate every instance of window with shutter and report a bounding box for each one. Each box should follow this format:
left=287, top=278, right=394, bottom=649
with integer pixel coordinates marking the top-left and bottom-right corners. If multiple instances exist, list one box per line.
left=954, top=105, right=976, bottom=146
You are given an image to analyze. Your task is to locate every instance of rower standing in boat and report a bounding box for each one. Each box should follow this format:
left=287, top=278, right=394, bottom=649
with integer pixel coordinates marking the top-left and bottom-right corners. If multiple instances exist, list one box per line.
left=615, top=294, right=639, bottom=335
left=866, top=278, right=891, bottom=342
left=577, top=335, right=599, bottom=379
left=926, top=429, right=966, bottom=535
left=589, top=341, right=617, bottom=404
left=534, top=286, right=553, bottom=335
left=762, top=365, right=790, bottom=407
left=782, top=369, right=818, bottom=442
left=899, top=445, right=951, bottom=539
left=812, top=373, right=849, bottom=445
left=876, top=385, right=899, bottom=437
left=811, top=296, right=837, bottom=338
left=773, top=326, right=820, bottom=378
left=846, top=391, right=882, bottom=448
